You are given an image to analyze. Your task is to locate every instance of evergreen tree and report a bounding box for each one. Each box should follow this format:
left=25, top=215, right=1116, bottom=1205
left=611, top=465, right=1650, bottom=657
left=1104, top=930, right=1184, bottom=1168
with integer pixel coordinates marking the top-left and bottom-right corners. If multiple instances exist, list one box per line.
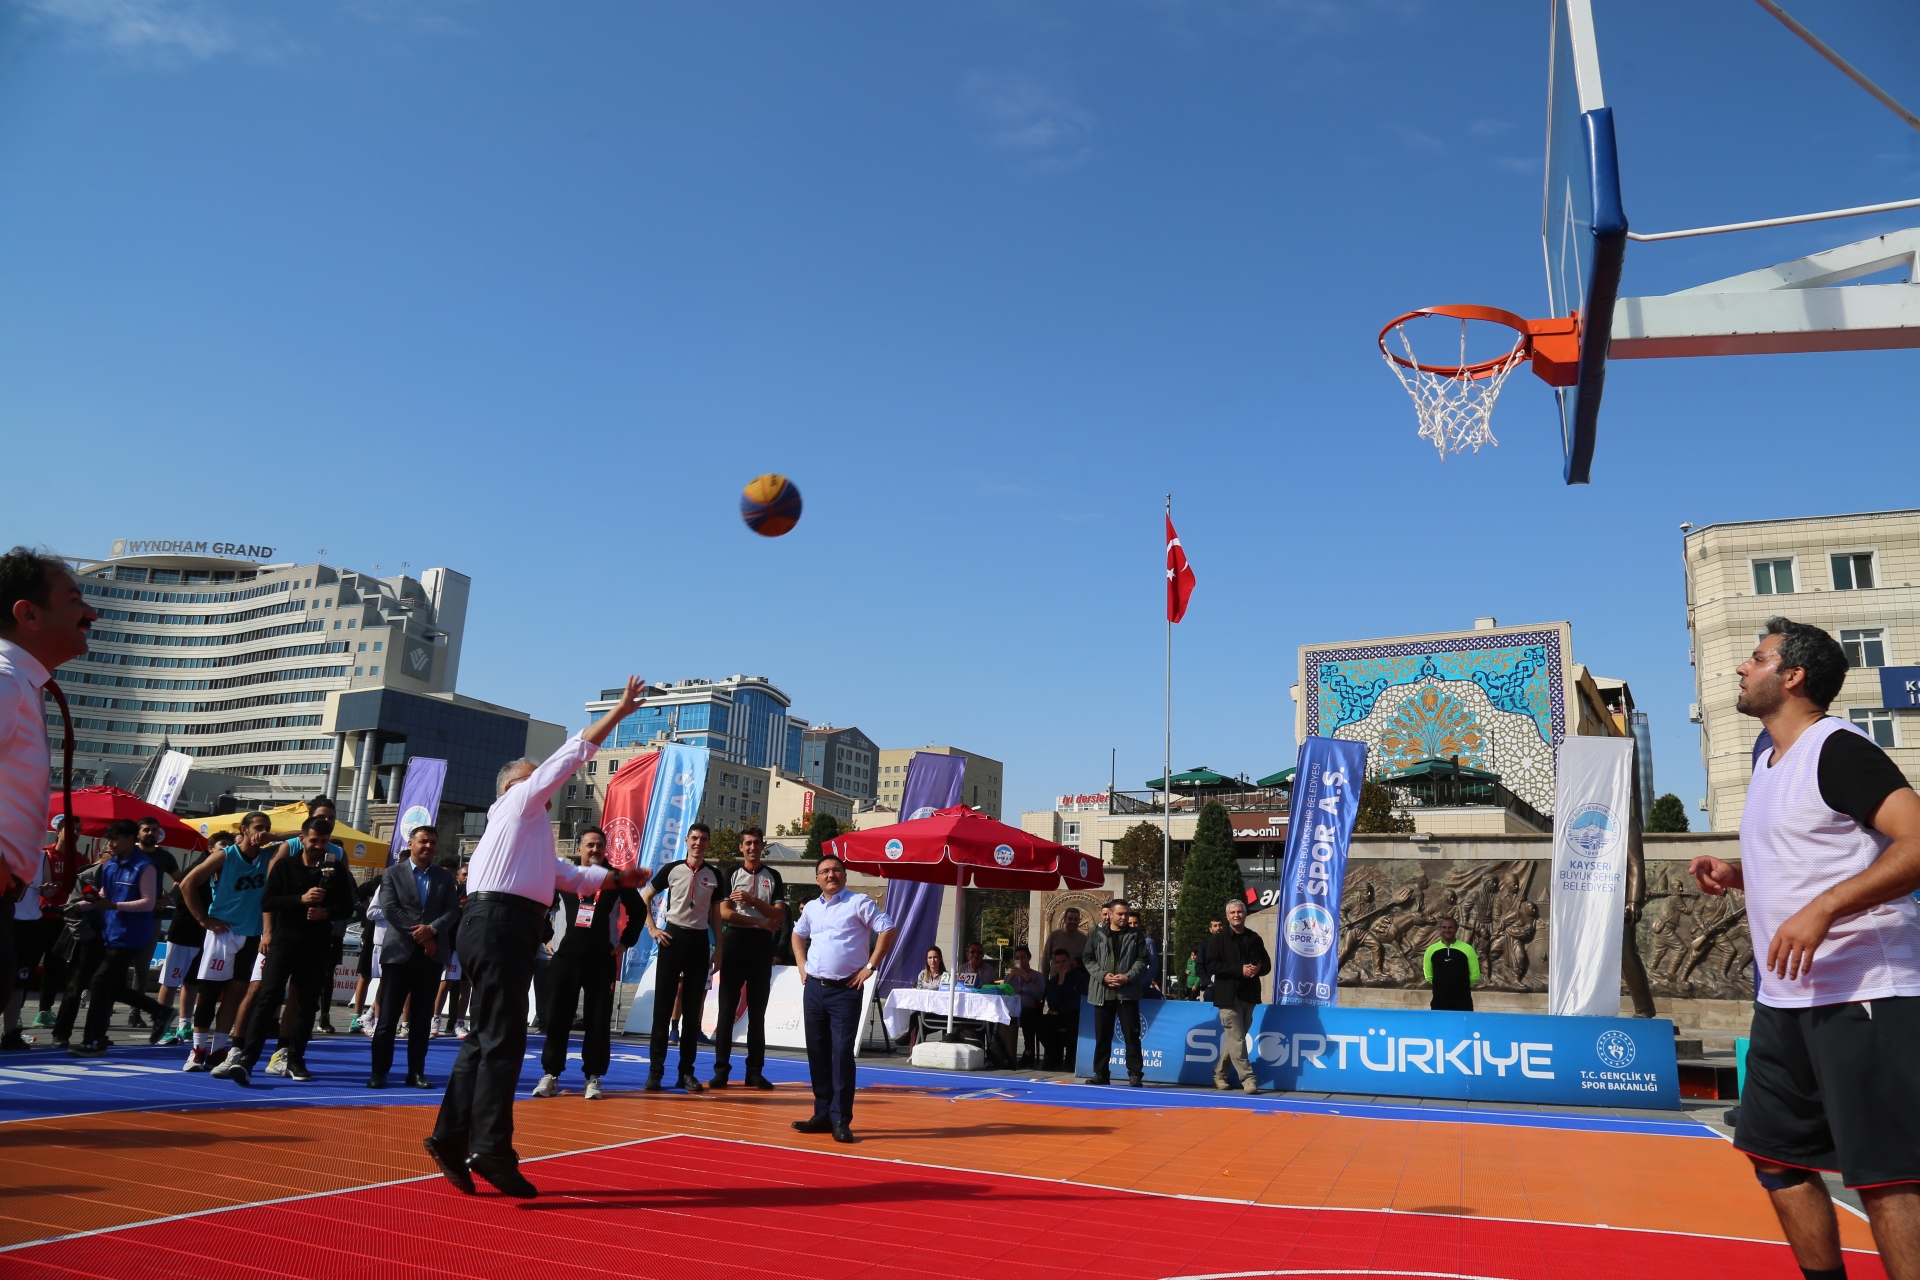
left=1646, top=793, right=1690, bottom=833
left=1110, top=821, right=1183, bottom=911
left=1172, top=801, right=1246, bottom=976
left=1354, top=777, right=1413, bottom=833
left=804, top=812, right=841, bottom=860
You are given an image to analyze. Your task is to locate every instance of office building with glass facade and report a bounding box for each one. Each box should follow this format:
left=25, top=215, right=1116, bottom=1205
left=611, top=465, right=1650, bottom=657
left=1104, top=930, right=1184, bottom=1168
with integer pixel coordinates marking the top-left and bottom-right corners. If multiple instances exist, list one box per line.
left=583, top=675, right=804, bottom=772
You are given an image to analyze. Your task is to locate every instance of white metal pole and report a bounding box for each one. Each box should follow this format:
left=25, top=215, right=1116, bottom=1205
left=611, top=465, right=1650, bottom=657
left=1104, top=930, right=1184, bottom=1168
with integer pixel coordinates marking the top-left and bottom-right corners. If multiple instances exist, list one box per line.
left=1163, top=494, right=1172, bottom=992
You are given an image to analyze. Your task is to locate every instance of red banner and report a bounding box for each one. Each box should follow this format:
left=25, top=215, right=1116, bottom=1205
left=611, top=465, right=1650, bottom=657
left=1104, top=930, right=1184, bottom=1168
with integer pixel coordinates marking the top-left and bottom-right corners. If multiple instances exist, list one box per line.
left=599, top=752, right=659, bottom=870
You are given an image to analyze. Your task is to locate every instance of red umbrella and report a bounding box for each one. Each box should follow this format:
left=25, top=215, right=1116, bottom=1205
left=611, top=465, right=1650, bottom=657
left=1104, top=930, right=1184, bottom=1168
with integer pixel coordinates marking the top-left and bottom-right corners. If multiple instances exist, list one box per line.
left=826, top=806, right=1103, bottom=1034
left=827, top=805, right=1104, bottom=890
left=48, top=787, right=209, bottom=852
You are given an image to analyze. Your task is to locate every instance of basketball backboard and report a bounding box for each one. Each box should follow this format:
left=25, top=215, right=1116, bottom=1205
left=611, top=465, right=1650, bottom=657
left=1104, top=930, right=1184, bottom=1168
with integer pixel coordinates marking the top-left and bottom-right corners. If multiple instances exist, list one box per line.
left=1542, top=0, right=1627, bottom=485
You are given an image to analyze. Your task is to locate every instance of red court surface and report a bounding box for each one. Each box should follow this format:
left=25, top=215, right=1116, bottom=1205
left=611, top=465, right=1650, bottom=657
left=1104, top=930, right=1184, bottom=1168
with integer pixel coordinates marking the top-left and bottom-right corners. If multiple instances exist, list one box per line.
left=3, top=1134, right=1885, bottom=1280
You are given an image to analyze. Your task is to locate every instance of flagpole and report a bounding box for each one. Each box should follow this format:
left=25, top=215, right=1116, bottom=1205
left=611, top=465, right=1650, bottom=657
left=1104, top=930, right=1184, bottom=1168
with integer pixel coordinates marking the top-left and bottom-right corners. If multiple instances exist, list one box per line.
left=1163, top=494, right=1173, bottom=993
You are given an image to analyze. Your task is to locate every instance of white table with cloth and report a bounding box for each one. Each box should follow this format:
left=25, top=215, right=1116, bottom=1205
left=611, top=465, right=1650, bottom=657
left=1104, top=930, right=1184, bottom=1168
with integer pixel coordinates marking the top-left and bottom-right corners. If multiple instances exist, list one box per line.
left=882, top=987, right=1022, bottom=1056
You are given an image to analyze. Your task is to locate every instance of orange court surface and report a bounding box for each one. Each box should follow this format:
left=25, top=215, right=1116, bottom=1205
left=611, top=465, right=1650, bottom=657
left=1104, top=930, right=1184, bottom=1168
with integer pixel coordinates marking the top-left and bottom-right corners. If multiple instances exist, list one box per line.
left=0, top=1039, right=1885, bottom=1279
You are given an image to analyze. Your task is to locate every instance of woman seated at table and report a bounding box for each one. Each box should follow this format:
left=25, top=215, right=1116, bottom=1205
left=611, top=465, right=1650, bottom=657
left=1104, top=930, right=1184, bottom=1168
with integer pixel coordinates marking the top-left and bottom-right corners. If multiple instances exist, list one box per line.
left=905, top=946, right=947, bottom=1045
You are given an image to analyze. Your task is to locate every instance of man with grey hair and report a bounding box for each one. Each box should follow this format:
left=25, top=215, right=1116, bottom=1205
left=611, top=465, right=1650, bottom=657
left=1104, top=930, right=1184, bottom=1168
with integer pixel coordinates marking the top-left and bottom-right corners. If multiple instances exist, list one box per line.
left=1203, top=898, right=1270, bottom=1092
left=423, top=676, right=653, bottom=1201
left=1691, top=617, right=1920, bottom=1280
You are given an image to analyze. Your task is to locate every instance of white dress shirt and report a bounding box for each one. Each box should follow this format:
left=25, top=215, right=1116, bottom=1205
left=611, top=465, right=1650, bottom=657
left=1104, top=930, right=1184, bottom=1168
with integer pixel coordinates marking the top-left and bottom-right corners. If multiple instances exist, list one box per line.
left=466, top=734, right=612, bottom=906
left=794, top=889, right=896, bottom=981
left=0, top=639, right=52, bottom=887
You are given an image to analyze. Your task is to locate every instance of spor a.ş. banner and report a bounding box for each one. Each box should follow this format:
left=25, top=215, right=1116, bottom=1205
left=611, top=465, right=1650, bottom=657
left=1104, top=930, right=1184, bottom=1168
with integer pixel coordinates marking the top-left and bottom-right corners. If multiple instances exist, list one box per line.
left=1273, top=737, right=1367, bottom=1005
left=1548, top=736, right=1636, bottom=1017
left=619, top=742, right=710, bottom=983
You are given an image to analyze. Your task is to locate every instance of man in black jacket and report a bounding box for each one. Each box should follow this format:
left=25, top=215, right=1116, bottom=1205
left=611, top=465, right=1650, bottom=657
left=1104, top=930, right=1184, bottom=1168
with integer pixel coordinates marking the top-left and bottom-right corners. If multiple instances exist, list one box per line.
left=370, top=824, right=462, bottom=1088
left=1203, top=899, right=1271, bottom=1093
left=532, top=827, right=641, bottom=1100
left=215, top=817, right=357, bottom=1085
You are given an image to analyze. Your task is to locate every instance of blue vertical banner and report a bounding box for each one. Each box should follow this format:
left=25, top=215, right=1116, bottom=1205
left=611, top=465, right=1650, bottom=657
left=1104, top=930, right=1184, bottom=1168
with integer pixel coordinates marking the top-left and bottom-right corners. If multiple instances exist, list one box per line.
left=1273, top=737, right=1367, bottom=1006
left=620, top=742, right=711, bottom=982
left=871, top=752, right=971, bottom=1008
left=386, top=757, right=448, bottom=866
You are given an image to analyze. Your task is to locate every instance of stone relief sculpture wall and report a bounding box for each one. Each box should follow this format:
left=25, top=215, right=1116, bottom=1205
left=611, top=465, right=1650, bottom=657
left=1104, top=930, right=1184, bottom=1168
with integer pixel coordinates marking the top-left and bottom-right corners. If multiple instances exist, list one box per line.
left=1332, top=858, right=1753, bottom=1000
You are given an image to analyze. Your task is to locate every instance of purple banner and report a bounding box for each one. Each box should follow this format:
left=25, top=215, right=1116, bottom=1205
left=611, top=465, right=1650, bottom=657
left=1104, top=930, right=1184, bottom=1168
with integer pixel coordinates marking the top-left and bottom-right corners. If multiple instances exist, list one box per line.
left=872, top=752, right=969, bottom=1007
left=387, top=756, right=448, bottom=867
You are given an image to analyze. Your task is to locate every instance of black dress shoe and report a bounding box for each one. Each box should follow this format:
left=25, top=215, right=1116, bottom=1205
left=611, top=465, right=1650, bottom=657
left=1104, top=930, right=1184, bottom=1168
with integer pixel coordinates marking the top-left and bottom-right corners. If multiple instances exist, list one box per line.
left=791, top=1115, right=834, bottom=1134
left=406, top=1073, right=432, bottom=1089
left=468, top=1153, right=538, bottom=1199
left=1087, top=1075, right=1111, bottom=1086
left=707, top=1072, right=730, bottom=1088
left=643, top=1076, right=663, bottom=1092
left=677, top=1073, right=705, bottom=1093
left=744, top=1074, right=775, bottom=1091
left=422, top=1135, right=474, bottom=1195
left=832, top=1123, right=858, bottom=1144
left=367, top=1075, right=389, bottom=1089
left=1129, top=1077, right=1145, bottom=1088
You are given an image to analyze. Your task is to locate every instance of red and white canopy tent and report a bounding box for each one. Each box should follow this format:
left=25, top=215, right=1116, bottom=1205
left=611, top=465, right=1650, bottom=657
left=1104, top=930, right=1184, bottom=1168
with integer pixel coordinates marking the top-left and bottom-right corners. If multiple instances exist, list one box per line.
left=825, top=805, right=1104, bottom=1034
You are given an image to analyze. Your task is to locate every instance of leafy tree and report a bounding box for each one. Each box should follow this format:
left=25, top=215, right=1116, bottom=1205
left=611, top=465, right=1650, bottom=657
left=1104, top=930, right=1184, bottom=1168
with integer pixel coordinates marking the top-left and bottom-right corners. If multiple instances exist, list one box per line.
left=1110, top=821, right=1183, bottom=911
left=1354, top=777, right=1414, bottom=834
left=1646, top=793, right=1690, bottom=833
left=707, top=825, right=740, bottom=859
left=1172, top=801, right=1245, bottom=977
left=804, top=812, right=841, bottom=860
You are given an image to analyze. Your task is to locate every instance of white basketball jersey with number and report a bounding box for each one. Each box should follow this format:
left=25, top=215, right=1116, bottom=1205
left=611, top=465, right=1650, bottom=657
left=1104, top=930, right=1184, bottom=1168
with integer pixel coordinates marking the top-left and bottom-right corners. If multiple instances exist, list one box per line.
left=1740, top=716, right=1920, bottom=1008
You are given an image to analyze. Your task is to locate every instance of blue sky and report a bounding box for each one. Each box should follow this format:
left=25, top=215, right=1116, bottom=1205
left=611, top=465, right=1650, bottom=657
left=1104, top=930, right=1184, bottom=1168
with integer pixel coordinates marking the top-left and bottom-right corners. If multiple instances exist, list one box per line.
left=4, top=1, right=1918, bottom=820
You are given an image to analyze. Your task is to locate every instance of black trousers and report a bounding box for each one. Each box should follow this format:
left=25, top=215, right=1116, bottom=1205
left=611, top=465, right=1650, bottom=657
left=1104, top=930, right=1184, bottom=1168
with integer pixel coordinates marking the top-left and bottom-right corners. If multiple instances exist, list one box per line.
left=1044, top=1006, right=1080, bottom=1071
left=433, top=896, right=540, bottom=1160
left=1090, top=1000, right=1143, bottom=1081
left=0, top=913, right=16, bottom=1027
left=648, top=924, right=709, bottom=1080
left=713, top=930, right=774, bottom=1079
left=541, top=949, right=616, bottom=1077
left=1018, top=1008, right=1047, bottom=1064
left=237, top=943, right=330, bottom=1068
left=803, top=977, right=861, bottom=1124
left=14, top=917, right=64, bottom=1013
left=372, top=948, right=443, bottom=1079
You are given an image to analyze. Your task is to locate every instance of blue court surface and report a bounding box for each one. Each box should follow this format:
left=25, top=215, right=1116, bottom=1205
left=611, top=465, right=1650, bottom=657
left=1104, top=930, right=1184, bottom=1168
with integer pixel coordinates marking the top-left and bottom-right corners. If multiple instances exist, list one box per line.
left=0, top=1032, right=1719, bottom=1138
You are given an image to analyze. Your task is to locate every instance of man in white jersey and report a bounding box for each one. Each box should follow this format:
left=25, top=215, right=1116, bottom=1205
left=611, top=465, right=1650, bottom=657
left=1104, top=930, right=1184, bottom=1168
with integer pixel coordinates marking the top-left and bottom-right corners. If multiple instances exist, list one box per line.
left=1690, top=618, right=1920, bottom=1280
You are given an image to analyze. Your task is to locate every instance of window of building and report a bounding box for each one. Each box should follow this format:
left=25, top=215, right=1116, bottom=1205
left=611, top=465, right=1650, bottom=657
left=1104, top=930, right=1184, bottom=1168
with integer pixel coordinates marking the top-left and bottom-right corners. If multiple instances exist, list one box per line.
left=1849, top=708, right=1897, bottom=749
left=354, top=667, right=363, bottom=676
left=326, top=598, right=333, bottom=607
left=608, top=759, right=620, bottom=773
left=1753, top=559, right=1795, bottom=595
left=1831, top=552, right=1877, bottom=591
left=1841, top=628, right=1887, bottom=669
left=358, top=642, right=367, bottom=652
left=347, top=619, right=356, bottom=628
left=586, top=784, right=595, bottom=798
left=369, top=665, right=379, bottom=675
left=334, top=621, right=342, bottom=629
left=586, top=760, right=597, bottom=775
left=372, top=641, right=382, bottom=652
left=566, top=784, right=578, bottom=800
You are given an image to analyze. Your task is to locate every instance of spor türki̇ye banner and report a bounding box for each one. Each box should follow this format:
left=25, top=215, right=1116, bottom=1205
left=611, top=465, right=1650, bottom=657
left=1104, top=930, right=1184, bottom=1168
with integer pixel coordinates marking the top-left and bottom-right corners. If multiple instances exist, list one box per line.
left=1548, top=736, right=1636, bottom=1017
left=1273, top=737, right=1367, bottom=1006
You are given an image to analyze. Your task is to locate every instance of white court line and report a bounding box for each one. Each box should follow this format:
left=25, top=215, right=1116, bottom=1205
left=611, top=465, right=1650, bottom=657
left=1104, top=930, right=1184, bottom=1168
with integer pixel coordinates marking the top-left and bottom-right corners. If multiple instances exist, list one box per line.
left=687, top=1133, right=1884, bottom=1259
left=0, top=1133, right=678, bottom=1254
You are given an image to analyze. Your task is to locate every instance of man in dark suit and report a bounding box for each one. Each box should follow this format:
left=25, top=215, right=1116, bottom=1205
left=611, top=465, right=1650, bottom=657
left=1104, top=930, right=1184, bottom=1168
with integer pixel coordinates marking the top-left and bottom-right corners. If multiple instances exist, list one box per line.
left=370, top=825, right=460, bottom=1088
left=531, top=826, right=641, bottom=1100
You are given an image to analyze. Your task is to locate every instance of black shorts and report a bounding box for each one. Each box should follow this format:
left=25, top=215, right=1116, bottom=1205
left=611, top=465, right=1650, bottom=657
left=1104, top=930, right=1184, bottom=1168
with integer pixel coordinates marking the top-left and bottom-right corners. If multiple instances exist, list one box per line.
left=1735, top=997, right=1920, bottom=1188
left=356, top=942, right=374, bottom=978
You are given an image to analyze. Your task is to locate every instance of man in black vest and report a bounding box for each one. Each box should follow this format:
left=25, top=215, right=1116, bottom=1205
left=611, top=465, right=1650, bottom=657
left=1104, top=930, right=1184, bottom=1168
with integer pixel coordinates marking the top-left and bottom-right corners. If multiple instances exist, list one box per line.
left=369, top=825, right=461, bottom=1088
left=532, top=826, right=641, bottom=1100
left=1421, top=915, right=1479, bottom=1012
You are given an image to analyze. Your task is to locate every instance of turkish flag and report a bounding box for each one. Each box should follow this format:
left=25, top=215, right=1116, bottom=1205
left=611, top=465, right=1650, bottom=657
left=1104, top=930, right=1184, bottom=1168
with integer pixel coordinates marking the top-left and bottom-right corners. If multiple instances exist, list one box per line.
left=1166, top=514, right=1196, bottom=623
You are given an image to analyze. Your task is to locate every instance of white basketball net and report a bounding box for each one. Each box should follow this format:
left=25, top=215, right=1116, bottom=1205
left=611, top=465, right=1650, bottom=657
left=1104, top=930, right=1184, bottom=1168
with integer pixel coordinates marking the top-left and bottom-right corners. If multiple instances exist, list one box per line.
left=1382, top=318, right=1527, bottom=461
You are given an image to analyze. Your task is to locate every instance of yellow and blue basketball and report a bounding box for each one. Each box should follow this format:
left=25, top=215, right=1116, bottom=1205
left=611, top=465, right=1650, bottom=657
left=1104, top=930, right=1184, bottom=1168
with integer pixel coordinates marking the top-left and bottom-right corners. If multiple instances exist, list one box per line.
left=740, top=473, right=803, bottom=538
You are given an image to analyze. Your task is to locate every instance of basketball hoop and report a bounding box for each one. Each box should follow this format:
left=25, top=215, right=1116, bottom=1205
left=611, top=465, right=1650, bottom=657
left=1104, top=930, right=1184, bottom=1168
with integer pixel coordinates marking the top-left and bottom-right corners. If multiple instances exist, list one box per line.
left=1379, top=305, right=1580, bottom=462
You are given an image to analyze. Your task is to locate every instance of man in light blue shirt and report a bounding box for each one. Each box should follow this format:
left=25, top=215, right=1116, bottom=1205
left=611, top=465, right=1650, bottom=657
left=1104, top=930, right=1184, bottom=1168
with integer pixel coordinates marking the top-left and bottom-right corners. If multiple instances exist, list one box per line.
left=790, top=854, right=896, bottom=1144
